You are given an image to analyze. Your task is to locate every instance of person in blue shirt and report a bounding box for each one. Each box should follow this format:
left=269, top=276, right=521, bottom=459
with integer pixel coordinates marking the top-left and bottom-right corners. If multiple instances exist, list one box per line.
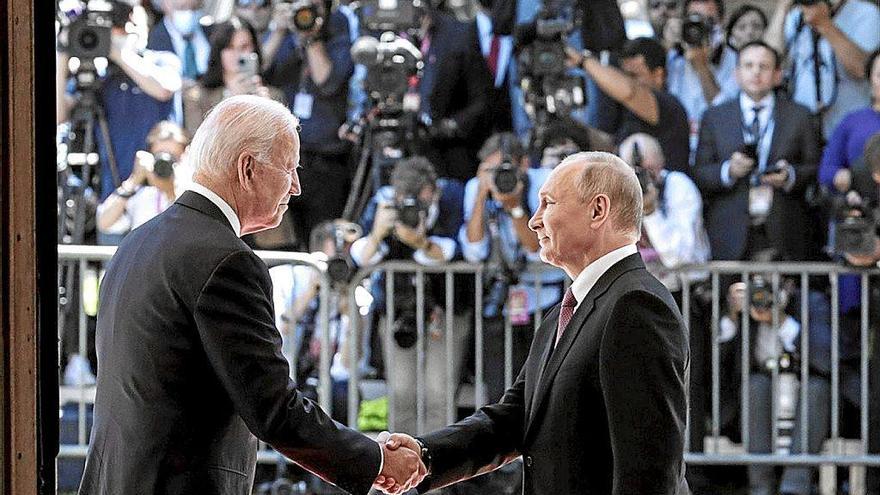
left=262, top=0, right=355, bottom=250
left=459, top=132, right=565, bottom=404
left=57, top=0, right=181, bottom=244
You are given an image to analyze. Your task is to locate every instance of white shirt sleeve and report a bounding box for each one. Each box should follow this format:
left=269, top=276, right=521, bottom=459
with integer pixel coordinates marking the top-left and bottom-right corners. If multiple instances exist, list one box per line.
left=349, top=236, right=388, bottom=267
left=642, top=173, right=710, bottom=269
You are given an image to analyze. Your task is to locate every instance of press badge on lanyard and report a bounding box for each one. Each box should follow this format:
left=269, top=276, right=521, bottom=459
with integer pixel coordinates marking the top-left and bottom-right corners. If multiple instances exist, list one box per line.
left=507, top=288, right=530, bottom=325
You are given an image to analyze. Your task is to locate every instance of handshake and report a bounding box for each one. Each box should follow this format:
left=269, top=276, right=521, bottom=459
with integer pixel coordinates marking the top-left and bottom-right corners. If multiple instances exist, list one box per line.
left=372, top=431, right=428, bottom=494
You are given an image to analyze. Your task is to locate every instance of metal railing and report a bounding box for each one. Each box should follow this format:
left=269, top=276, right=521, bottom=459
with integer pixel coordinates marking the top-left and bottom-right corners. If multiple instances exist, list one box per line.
left=56, top=245, right=880, bottom=485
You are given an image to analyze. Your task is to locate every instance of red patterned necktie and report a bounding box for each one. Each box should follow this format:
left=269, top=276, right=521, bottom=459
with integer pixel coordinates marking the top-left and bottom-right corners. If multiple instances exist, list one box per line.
left=555, top=288, right=577, bottom=347
left=487, top=35, right=500, bottom=80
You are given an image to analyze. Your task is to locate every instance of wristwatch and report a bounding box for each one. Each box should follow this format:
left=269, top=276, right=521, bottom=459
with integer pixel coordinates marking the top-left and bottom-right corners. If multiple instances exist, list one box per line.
left=414, top=437, right=432, bottom=475
left=508, top=206, right=525, bottom=219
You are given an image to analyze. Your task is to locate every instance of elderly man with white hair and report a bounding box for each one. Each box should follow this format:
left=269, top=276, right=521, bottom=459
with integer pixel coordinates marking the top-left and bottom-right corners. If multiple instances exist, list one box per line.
left=379, top=152, right=691, bottom=495
left=79, top=95, right=425, bottom=495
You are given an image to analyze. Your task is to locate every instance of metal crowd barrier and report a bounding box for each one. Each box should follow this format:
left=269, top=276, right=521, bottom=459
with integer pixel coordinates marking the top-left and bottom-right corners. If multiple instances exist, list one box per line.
left=56, top=245, right=880, bottom=484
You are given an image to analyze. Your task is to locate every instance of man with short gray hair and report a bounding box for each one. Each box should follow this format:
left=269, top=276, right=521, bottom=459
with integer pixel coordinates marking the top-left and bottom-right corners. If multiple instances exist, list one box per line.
left=80, top=95, right=424, bottom=495
left=380, top=151, right=690, bottom=494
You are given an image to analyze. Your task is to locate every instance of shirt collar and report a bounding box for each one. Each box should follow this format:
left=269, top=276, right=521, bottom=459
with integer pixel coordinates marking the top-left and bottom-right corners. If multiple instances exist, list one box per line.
left=739, top=92, right=775, bottom=117
left=188, top=182, right=242, bottom=237
left=569, top=244, right=638, bottom=309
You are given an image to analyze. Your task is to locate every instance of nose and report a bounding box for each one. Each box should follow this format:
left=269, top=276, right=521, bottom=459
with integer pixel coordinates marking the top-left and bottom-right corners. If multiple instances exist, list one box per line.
left=528, top=207, right=542, bottom=232
left=289, top=169, right=302, bottom=197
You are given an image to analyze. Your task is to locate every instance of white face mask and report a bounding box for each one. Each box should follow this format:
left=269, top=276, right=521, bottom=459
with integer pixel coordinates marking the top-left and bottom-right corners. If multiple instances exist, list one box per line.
left=171, top=9, right=199, bottom=36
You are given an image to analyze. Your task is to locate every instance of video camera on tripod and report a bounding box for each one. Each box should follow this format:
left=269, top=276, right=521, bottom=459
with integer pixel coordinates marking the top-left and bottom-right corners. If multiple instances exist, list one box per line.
left=514, top=0, right=587, bottom=153
left=342, top=1, right=427, bottom=221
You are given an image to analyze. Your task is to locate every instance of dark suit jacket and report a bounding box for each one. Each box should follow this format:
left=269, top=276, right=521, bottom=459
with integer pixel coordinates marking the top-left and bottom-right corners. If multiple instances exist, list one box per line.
left=79, top=191, right=381, bottom=495
left=694, top=95, right=820, bottom=261
left=416, top=253, right=690, bottom=494
left=420, top=12, right=493, bottom=181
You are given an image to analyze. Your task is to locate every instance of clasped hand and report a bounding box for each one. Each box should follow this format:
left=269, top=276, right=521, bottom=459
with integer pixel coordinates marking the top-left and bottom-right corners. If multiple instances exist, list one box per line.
left=372, top=431, right=427, bottom=494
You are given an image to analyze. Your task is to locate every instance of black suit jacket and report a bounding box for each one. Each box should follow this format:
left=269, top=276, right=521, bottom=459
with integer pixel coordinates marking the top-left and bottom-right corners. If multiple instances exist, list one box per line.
left=416, top=254, right=690, bottom=494
left=79, top=191, right=381, bottom=495
left=420, top=12, right=493, bottom=181
left=694, top=95, right=820, bottom=260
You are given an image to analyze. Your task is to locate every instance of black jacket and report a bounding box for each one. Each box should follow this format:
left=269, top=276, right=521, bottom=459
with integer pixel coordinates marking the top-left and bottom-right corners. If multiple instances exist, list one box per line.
left=694, top=95, right=821, bottom=261
left=79, top=191, right=381, bottom=495
left=416, top=254, right=690, bottom=494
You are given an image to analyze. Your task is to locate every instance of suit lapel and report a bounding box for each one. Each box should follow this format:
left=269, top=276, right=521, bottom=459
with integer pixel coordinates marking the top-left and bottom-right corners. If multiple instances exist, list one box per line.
left=728, top=99, right=746, bottom=151
left=524, top=307, right=559, bottom=421
left=523, top=254, right=646, bottom=440
left=766, top=98, right=785, bottom=164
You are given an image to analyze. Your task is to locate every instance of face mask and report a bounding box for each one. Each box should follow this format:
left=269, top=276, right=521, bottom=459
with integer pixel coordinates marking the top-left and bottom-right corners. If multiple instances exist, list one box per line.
left=171, top=9, right=199, bottom=36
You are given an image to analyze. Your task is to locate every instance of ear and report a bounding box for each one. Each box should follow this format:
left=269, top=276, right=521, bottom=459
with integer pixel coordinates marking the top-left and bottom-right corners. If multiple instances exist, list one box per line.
left=589, top=194, right=611, bottom=230
left=772, top=68, right=783, bottom=87
left=237, top=152, right=256, bottom=191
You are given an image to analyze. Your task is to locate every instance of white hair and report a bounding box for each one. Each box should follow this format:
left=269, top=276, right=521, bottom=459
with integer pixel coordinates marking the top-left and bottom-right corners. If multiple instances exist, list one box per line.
left=561, top=151, right=644, bottom=240
left=618, top=133, right=664, bottom=167
left=187, top=95, right=299, bottom=181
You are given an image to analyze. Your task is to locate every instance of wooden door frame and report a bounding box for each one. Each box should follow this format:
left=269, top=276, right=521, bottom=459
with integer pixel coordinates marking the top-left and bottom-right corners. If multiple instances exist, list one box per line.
left=2, top=1, right=58, bottom=494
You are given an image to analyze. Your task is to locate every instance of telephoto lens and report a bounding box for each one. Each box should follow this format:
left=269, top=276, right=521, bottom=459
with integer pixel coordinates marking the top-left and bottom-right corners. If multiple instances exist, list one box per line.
left=493, top=163, right=520, bottom=194
left=151, top=152, right=176, bottom=178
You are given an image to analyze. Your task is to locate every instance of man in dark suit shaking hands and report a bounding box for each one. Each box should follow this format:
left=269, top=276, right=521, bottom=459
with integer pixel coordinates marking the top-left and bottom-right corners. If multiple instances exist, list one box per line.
left=381, top=152, right=690, bottom=494
left=79, top=95, right=425, bottom=495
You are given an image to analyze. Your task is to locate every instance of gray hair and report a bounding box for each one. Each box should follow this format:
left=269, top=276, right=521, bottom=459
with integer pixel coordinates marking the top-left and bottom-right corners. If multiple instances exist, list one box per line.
left=188, top=95, right=299, bottom=181
left=618, top=133, right=664, bottom=168
left=561, top=151, right=643, bottom=239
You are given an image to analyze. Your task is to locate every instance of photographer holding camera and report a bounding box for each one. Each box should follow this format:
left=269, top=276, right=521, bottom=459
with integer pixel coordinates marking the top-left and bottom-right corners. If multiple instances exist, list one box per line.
left=95, top=120, right=189, bottom=236
left=568, top=37, right=691, bottom=173
left=765, top=0, right=880, bottom=138
left=183, top=17, right=282, bottom=134
left=618, top=133, right=710, bottom=294
left=56, top=0, right=182, bottom=215
left=459, top=132, right=565, bottom=404
left=261, top=0, right=355, bottom=250
left=717, top=276, right=832, bottom=495
left=665, top=0, right=731, bottom=143
left=695, top=41, right=820, bottom=262
left=350, top=157, right=467, bottom=434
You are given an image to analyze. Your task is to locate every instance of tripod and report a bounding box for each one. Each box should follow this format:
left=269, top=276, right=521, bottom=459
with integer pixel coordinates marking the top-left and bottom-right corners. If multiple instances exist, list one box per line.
left=341, top=111, right=422, bottom=222
left=57, top=60, right=120, bottom=372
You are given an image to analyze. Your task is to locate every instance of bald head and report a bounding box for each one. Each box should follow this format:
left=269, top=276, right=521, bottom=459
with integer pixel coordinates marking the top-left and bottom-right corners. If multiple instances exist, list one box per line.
left=561, top=151, right=643, bottom=240
left=189, top=95, right=299, bottom=183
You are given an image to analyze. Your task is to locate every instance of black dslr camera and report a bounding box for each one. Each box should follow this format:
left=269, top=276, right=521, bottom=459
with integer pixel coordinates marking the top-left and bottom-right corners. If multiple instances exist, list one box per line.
left=394, top=196, right=427, bottom=229
left=630, top=142, right=652, bottom=195
left=151, top=152, right=175, bottom=179
left=287, top=0, right=322, bottom=31
left=833, top=195, right=879, bottom=257
left=60, top=0, right=132, bottom=60
left=749, top=276, right=774, bottom=311
left=681, top=13, right=712, bottom=47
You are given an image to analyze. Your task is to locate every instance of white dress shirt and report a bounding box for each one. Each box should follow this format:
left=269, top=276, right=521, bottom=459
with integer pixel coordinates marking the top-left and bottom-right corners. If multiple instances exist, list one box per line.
left=641, top=171, right=711, bottom=291
left=568, top=244, right=638, bottom=311
left=475, top=11, right=513, bottom=88
left=188, top=182, right=242, bottom=237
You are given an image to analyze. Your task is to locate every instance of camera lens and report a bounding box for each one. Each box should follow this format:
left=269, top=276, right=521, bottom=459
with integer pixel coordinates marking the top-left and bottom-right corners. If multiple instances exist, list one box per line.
left=80, top=29, right=99, bottom=50
left=152, top=152, right=176, bottom=178
left=293, top=5, right=318, bottom=31
left=493, top=165, right=519, bottom=194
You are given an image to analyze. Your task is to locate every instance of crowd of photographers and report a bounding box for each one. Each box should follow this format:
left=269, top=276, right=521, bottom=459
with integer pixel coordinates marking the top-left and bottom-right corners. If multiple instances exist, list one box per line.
left=56, top=0, right=880, bottom=492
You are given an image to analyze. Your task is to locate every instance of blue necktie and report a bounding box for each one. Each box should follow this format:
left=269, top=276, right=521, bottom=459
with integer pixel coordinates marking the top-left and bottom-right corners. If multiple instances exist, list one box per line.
left=182, top=35, right=198, bottom=79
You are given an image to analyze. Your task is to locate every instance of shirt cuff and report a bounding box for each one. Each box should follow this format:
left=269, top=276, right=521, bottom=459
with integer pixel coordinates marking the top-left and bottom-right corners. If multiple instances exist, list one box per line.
left=350, top=236, right=388, bottom=267
left=458, top=228, right=490, bottom=263
left=376, top=441, right=385, bottom=480
left=783, top=164, right=797, bottom=193
left=720, top=160, right=734, bottom=187
left=412, top=236, right=456, bottom=266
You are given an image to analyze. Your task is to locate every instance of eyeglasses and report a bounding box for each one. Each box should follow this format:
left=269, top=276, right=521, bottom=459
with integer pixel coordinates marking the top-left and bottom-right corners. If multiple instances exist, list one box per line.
left=650, top=1, right=679, bottom=10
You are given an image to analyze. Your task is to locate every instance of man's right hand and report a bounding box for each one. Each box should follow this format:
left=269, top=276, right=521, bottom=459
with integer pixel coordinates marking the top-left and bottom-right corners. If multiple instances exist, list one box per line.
left=371, top=203, right=397, bottom=240
left=373, top=433, right=427, bottom=494
left=729, top=152, right=756, bottom=180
